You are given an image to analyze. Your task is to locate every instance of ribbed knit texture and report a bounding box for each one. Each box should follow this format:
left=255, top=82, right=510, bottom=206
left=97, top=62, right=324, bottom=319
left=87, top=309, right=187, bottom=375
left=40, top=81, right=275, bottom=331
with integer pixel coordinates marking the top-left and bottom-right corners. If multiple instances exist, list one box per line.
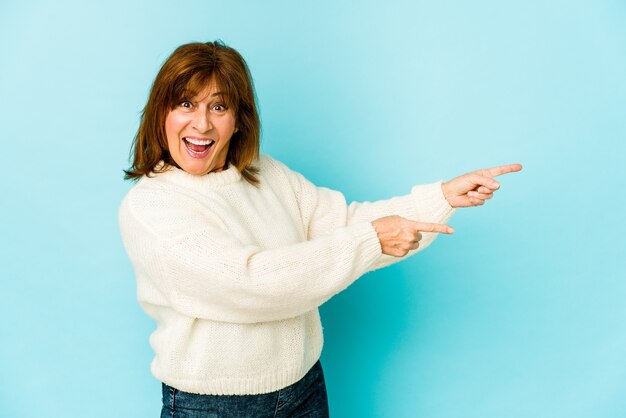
left=118, top=153, right=455, bottom=395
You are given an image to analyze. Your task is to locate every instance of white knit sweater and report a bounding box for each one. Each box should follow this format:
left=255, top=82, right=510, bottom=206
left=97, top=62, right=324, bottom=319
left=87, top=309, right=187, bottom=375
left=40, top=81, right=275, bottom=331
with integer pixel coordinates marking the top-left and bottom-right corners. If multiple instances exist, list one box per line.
left=118, top=153, right=455, bottom=395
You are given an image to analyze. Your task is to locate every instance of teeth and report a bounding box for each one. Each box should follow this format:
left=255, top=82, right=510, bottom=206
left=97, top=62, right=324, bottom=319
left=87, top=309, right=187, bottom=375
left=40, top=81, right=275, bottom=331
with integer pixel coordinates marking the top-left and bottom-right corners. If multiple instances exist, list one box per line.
left=184, top=137, right=214, bottom=146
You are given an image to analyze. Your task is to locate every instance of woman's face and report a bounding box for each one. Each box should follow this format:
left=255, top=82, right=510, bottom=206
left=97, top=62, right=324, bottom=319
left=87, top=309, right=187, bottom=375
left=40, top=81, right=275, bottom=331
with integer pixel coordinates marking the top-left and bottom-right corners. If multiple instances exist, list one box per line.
left=165, top=80, right=237, bottom=175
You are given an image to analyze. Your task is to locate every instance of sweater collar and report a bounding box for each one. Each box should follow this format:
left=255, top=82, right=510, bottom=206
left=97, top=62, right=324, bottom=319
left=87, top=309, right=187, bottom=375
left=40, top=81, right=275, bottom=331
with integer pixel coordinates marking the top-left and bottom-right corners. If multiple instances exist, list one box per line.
left=153, top=161, right=242, bottom=188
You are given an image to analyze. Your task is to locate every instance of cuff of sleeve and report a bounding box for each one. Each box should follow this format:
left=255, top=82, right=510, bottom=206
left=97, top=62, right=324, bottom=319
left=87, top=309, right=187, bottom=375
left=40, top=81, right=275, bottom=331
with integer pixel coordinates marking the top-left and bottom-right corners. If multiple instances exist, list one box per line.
left=351, top=220, right=383, bottom=268
left=410, top=181, right=456, bottom=223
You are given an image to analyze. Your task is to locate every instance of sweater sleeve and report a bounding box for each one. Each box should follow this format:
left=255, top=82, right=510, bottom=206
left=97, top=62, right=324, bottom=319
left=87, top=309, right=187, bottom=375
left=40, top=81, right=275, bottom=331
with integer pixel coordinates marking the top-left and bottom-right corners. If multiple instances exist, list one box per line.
left=119, top=191, right=382, bottom=324
left=268, top=157, right=456, bottom=271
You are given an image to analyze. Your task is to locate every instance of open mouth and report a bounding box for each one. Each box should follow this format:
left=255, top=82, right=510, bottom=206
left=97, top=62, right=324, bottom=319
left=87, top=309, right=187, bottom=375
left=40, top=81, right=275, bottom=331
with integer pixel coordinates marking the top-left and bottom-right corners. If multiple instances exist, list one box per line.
left=183, top=137, right=215, bottom=158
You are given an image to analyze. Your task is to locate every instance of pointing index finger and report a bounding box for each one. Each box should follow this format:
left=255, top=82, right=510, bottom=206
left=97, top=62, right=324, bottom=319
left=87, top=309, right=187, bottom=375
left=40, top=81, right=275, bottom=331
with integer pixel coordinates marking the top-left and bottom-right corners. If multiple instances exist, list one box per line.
left=412, top=222, right=454, bottom=235
left=480, top=164, right=523, bottom=178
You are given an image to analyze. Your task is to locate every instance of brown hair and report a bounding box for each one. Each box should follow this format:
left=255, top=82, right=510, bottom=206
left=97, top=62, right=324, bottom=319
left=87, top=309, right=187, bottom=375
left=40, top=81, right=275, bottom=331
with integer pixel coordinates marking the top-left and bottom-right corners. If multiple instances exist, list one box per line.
left=124, top=40, right=261, bottom=185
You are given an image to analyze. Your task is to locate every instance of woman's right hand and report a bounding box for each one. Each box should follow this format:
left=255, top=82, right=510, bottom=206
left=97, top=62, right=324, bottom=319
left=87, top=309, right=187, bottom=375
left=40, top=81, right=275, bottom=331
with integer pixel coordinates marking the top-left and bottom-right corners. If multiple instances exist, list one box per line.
left=371, top=215, right=454, bottom=257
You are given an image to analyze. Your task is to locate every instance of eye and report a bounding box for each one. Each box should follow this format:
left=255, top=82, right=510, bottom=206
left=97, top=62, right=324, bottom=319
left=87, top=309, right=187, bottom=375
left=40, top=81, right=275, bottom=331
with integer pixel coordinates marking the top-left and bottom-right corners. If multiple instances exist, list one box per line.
left=212, top=103, right=228, bottom=112
left=179, top=101, right=193, bottom=109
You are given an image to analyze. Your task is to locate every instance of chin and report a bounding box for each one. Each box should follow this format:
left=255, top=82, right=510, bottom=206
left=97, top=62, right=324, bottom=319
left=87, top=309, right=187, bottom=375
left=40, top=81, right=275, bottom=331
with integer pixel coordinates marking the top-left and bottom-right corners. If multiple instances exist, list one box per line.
left=190, top=166, right=212, bottom=176
left=176, top=159, right=208, bottom=175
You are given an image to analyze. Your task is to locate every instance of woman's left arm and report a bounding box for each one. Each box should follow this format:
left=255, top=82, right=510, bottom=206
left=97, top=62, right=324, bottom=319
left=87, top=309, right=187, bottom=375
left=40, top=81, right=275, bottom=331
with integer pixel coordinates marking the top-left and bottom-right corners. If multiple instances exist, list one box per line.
left=271, top=157, right=521, bottom=270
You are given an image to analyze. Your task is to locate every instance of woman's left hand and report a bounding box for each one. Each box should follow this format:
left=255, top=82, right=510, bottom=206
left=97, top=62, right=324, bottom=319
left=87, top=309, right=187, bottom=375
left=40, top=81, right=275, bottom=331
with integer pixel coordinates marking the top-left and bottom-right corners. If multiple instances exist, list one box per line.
left=441, top=164, right=523, bottom=208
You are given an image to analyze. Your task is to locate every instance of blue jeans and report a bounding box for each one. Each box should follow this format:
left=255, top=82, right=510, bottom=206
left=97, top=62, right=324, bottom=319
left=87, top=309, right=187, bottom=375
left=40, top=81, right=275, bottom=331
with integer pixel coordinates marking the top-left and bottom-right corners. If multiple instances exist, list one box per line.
left=160, top=360, right=330, bottom=417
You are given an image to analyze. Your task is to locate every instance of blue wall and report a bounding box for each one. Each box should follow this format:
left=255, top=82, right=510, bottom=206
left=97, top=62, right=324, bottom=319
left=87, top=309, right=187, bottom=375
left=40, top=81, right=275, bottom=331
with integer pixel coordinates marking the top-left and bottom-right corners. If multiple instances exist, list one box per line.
left=1, top=1, right=625, bottom=417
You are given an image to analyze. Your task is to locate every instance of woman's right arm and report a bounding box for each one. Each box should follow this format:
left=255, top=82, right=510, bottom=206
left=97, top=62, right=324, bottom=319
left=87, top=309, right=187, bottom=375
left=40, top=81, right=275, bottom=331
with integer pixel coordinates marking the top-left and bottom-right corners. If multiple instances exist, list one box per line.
left=119, top=190, right=451, bottom=325
left=119, top=191, right=383, bottom=324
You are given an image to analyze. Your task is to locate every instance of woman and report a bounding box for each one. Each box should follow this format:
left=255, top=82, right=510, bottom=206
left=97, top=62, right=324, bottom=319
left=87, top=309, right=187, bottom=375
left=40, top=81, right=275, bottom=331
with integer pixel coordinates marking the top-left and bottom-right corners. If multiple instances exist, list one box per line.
left=119, top=41, right=521, bottom=417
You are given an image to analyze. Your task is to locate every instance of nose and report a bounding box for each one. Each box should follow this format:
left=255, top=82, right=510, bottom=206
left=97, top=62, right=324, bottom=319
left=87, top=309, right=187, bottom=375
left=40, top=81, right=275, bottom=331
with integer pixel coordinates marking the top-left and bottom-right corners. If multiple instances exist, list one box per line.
left=192, top=110, right=212, bottom=132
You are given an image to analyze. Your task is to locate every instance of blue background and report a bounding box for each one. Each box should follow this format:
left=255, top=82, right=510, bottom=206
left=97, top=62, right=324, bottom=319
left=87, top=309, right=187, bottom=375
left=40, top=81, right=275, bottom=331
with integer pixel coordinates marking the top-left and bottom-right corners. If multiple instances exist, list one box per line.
left=1, top=1, right=625, bottom=417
